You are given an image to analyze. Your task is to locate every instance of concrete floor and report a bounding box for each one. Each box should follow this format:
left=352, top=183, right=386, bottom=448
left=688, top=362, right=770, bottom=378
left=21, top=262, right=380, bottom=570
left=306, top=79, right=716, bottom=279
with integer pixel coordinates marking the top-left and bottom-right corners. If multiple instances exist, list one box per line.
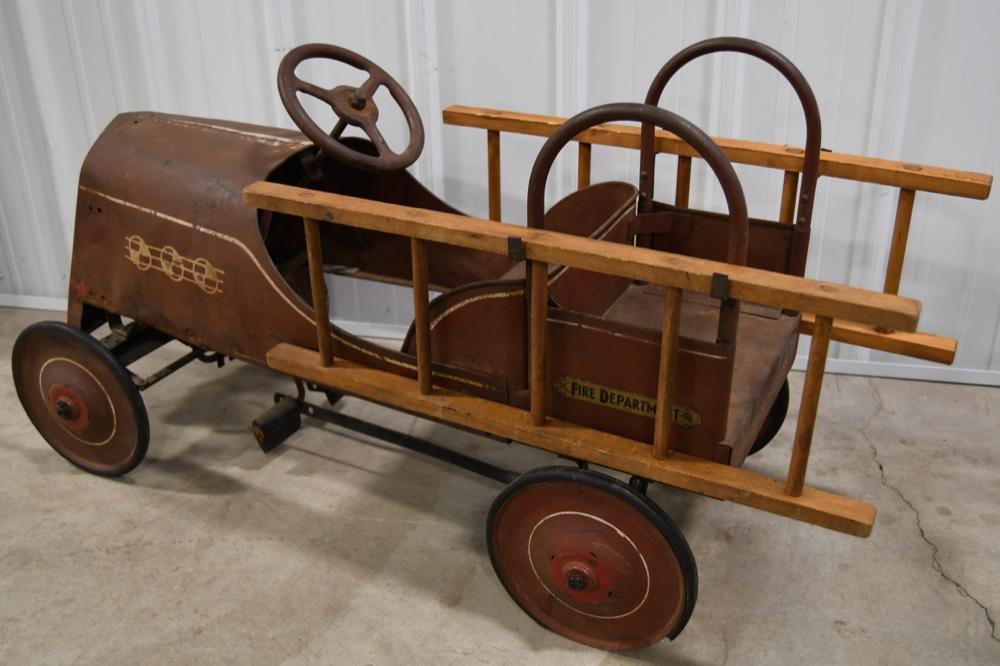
left=0, top=306, right=998, bottom=665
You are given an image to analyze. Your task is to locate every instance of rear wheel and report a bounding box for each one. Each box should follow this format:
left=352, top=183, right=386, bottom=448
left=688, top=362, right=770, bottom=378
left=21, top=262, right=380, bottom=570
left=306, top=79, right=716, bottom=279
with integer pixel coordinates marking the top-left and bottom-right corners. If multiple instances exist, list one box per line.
left=12, top=321, right=149, bottom=476
left=748, top=379, right=789, bottom=456
left=486, top=466, right=697, bottom=651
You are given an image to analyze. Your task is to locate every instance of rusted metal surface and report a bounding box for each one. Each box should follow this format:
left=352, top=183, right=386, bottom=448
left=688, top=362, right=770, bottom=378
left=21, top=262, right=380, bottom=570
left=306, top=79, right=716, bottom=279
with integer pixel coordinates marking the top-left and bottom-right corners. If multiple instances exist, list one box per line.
left=70, top=113, right=502, bottom=399
left=528, top=103, right=750, bottom=262
left=547, top=182, right=637, bottom=316
left=65, top=39, right=806, bottom=479
left=526, top=103, right=750, bottom=348
left=267, top=136, right=518, bottom=292
left=277, top=43, right=424, bottom=171
left=71, top=111, right=316, bottom=362
left=639, top=36, right=822, bottom=277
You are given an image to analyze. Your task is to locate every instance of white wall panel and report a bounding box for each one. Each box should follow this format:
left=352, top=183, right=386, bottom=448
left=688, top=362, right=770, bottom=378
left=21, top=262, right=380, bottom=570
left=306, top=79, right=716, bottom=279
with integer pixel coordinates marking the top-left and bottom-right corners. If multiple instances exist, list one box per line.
left=0, top=0, right=997, bottom=383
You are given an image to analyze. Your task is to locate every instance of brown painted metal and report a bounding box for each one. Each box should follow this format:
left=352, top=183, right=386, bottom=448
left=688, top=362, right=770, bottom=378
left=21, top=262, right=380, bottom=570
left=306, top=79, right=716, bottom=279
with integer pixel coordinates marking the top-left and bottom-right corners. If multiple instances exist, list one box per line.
left=528, top=103, right=749, bottom=263
left=65, top=99, right=797, bottom=479
left=71, top=112, right=316, bottom=362
left=527, top=103, right=750, bottom=343
left=634, top=203, right=797, bottom=274
left=64, top=41, right=807, bottom=484
left=547, top=182, right=637, bottom=316
left=527, top=103, right=751, bottom=351
left=277, top=43, right=424, bottom=172
left=639, top=36, right=822, bottom=278
left=271, top=137, right=517, bottom=291
left=70, top=112, right=504, bottom=401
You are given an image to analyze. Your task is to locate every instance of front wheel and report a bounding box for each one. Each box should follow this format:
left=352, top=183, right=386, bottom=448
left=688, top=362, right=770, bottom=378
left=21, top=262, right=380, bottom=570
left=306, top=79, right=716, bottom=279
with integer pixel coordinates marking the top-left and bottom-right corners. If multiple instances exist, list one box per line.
left=12, top=321, right=149, bottom=476
left=486, top=466, right=697, bottom=651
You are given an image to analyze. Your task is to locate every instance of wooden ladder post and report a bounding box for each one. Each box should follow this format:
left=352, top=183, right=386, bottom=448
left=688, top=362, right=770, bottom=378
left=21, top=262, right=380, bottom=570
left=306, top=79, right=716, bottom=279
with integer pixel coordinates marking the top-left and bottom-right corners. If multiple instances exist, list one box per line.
left=652, top=287, right=683, bottom=459
left=779, top=170, right=799, bottom=224
left=303, top=216, right=334, bottom=366
left=529, top=260, right=549, bottom=426
left=785, top=314, right=833, bottom=496
left=675, top=155, right=692, bottom=208
left=410, top=238, right=432, bottom=394
left=487, top=129, right=501, bottom=221
left=883, top=188, right=916, bottom=295
left=578, top=142, right=592, bottom=190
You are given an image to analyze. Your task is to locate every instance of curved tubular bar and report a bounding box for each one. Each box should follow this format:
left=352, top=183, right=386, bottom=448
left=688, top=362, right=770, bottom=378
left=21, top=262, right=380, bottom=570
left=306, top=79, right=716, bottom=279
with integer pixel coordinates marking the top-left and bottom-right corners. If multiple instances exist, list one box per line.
left=527, top=102, right=749, bottom=266
left=277, top=42, right=425, bottom=172
left=639, top=37, right=822, bottom=267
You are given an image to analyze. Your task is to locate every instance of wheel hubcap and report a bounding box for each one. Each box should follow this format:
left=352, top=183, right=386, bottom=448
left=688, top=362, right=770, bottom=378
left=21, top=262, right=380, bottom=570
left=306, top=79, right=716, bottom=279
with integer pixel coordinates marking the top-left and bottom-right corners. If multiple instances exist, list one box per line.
left=45, top=382, right=93, bottom=434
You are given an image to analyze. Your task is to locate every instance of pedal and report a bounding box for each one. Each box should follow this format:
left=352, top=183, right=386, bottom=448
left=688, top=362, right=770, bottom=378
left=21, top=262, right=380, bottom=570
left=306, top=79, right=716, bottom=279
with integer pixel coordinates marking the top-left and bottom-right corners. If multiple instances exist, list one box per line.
left=251, top=397, right=301, bottom=453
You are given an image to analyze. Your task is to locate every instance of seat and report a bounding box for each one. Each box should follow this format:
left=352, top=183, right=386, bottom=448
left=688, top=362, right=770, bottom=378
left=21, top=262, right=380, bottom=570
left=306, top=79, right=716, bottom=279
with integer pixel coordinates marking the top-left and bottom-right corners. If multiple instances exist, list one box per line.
left=603, top=284, right=799, bottom=464
left=499, top=181, right=639, bottom=316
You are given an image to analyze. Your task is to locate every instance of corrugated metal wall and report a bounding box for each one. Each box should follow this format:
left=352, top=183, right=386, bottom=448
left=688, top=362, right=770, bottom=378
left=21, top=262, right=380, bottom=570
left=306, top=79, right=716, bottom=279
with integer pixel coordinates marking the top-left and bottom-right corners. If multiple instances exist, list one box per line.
left=1, top=0, right=998, bottom=383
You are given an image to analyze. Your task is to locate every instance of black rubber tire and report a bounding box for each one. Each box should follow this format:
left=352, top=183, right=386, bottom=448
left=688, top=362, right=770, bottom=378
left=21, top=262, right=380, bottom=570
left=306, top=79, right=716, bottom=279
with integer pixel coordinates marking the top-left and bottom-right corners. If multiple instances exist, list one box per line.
left=12, top=321, right=149, bottom=476
left=486, top=466, right=698, bottom=650
left=748, top=379, right=789, bottom=456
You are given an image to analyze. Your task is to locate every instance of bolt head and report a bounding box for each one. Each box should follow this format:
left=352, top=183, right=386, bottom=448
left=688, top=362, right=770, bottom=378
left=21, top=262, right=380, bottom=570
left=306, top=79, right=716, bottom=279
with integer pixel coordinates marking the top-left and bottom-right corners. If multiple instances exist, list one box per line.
left=55, top=398, right=75, bottom=420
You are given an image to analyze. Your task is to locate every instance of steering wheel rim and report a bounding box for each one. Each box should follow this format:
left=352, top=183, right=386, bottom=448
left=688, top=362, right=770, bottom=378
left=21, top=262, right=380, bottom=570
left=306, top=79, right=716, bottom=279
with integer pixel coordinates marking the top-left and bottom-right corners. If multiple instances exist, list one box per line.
left=277, top=43, right=424, bottom=172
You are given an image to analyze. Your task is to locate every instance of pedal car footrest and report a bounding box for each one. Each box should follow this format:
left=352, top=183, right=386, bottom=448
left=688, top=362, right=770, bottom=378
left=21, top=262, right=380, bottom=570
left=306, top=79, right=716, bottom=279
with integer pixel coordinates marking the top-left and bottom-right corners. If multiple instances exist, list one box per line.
left=251, top=396, right=302, bottom=453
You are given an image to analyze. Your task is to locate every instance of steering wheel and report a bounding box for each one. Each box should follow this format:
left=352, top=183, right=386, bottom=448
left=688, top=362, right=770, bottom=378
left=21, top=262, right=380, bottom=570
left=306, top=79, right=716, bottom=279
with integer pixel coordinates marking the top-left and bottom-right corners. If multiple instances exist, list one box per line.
left=277, top=43, right=424, bottom=172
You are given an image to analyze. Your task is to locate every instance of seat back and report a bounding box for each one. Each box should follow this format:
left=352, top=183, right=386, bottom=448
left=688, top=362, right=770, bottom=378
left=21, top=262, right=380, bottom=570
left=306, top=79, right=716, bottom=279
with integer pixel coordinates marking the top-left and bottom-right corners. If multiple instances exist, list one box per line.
left=544, top=181, right=638, bottom=316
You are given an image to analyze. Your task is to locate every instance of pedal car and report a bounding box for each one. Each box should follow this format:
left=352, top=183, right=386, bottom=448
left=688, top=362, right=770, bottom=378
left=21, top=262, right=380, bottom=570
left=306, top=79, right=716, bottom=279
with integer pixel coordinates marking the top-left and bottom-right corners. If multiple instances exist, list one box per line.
left=11, top=37, right=991, bottom=651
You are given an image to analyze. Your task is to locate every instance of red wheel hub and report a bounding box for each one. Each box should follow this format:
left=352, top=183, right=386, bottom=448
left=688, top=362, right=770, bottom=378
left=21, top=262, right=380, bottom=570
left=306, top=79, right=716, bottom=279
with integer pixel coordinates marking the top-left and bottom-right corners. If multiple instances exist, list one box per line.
left=531, top=511, right=649, bottom=618
left=47, top=384, right=90, bottom=431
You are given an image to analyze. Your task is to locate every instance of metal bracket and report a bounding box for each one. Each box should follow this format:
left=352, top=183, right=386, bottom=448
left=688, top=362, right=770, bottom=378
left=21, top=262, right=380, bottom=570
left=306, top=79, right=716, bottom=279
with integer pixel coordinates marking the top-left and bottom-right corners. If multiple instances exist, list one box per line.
left=710, top=272, right=730, bottom=300
left=129, top=348, right=224, bottom=391
left=507, top=236, right=524, bottom=261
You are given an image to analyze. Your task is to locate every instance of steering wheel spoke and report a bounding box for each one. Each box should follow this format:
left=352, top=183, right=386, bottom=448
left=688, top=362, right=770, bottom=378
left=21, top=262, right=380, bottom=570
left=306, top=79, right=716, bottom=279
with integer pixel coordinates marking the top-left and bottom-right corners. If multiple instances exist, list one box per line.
left=357, top=73, right=383, bottom=98
left=330, top=118, right=348, bottom=140
left=295, top=79, right=337, bottom=105
left=360, top=120, right=392, bottom=156
left=277, top=43, right=424, bottom=172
